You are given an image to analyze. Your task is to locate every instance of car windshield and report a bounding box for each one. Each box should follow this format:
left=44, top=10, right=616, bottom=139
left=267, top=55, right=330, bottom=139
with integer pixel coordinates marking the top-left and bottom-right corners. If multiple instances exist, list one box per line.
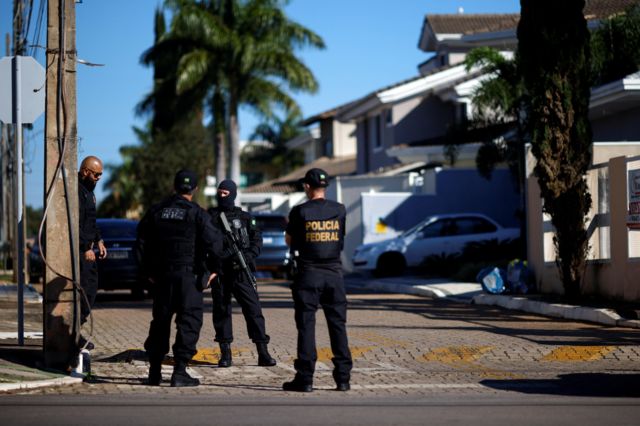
left=98, top=221, right=138, bottom=239
left=255, top=215, right=287, bottom=232
left=401, top=217, right=437, bottom=237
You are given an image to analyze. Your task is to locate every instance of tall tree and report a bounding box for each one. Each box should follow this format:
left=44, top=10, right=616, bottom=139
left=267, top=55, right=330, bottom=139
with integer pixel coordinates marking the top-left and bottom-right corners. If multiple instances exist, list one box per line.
left=98, top=145, right=144, bottom=218
left=101, top=8, right=213, bottom=216
left=590, top=3, right=640, bottom=86
left=159, top=0, right=324, bottom=183
left=518, top=0, right=593, bottom=298
left=241, top=109, right=304, bottom=183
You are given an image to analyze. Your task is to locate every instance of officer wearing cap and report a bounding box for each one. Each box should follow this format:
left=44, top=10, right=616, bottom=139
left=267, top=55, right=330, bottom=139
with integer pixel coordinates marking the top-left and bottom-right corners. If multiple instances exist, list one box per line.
left=207, top=179, right=276, bottom=368
left=283, top=168, right=353, bottom=392
left=137, top=169, right=223, bottom=387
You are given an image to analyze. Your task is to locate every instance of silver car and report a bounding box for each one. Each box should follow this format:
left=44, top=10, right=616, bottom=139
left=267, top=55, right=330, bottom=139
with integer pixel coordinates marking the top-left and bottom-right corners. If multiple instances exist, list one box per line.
left=352, top=213, right=520, bottom=276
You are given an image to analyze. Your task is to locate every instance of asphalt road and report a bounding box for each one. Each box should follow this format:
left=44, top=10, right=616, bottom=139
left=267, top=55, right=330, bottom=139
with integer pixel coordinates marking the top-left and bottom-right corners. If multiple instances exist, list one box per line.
left=1, top=394, right=639, bottom=425
left=1, top=277, right=639, bottom=425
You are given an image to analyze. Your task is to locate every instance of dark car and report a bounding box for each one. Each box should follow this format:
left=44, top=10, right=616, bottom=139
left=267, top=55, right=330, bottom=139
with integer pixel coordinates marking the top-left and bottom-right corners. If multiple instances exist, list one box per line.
left=96, top=218, right=145, bottom=298
left=27, top=243, right=43, bottom=284
left=253, top=213, right=291, bottom=279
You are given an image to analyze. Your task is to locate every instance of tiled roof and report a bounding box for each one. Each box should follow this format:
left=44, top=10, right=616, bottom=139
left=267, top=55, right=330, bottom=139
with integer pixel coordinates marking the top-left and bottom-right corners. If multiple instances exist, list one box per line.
left=427, top=14, right=520, bottom=36
left=300, top=99, right=361, bottom=126
left=243, top=155, right=357, bottom=194
left=584, top=0, right=639, bottom=19
left=425, top=0, right=638, bottom=36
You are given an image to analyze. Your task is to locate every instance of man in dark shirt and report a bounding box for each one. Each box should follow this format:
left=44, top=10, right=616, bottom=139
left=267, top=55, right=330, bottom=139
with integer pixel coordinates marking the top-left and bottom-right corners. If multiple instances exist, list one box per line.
left=78, top=156, right=107, bottom=350
left=283, top=168, right=352, bottom=392
left=137, top=169, right=223, bottom=387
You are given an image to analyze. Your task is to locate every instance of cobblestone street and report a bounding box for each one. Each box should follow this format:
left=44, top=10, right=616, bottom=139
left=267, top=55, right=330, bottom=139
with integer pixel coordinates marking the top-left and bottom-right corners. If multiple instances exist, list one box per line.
left=12, top=279, right=639, bottom=398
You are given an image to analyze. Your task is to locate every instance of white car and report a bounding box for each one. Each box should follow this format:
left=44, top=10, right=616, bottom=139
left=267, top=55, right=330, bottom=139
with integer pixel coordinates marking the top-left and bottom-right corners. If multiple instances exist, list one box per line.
left=352, top=213, right=520, bottom=276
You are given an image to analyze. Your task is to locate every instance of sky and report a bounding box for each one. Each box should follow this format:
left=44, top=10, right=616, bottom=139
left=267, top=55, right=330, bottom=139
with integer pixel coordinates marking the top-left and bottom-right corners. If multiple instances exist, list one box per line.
left=0, top=0, right=521, bottom=208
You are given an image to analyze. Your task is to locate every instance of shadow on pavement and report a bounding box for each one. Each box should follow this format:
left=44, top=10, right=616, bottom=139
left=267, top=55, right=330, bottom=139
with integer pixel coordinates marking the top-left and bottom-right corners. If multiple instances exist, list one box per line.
left=346, top=295, right=640, bottom=346
left=0, top=343, right=43, bottom=370
left=481, top=373, right=640, bottom=397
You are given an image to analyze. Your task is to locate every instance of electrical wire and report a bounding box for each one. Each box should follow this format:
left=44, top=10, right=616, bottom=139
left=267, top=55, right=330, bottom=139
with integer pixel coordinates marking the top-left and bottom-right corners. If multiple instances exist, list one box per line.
left=35, top=0, right=93, bottom=358
left=23, top=0, right=35, bottom=55
left=29, top=0, right=46, bottom=58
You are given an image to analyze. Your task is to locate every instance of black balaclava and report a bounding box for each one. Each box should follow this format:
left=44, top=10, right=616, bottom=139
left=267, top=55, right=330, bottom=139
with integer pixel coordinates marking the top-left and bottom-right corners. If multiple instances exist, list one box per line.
left=216, top=179, right=237, bottom=211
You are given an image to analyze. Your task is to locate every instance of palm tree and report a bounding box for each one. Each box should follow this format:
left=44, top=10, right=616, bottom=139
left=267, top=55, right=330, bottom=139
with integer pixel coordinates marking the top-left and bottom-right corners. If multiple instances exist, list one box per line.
left=98, top=145, right=144, bottom=218
left=241, top=108, right=304, bottom=182
left=463, top=47, right=526, bottom=180
left=156, top=0, right=325, bottom=183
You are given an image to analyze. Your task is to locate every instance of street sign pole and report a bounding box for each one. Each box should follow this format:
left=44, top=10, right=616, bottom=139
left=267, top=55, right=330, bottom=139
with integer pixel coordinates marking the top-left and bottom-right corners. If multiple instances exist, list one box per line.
left=0, top=55, right=46, bottom=347
left=12, top=56, right=25, bottom=346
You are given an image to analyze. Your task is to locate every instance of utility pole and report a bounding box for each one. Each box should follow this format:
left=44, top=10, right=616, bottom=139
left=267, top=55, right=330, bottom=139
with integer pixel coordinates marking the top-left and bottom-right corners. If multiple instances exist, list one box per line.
left=43, top=0, right=79, bottom=370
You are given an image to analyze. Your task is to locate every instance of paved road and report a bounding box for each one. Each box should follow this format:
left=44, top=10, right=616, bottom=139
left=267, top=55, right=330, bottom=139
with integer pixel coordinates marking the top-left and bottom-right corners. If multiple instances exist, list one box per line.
left=1, top=278, right=639, bottom=425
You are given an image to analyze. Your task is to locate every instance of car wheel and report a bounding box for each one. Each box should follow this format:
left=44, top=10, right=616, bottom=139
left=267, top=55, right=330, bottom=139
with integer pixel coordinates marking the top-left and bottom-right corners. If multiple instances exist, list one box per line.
left=374, top=252, right=406, bottom=277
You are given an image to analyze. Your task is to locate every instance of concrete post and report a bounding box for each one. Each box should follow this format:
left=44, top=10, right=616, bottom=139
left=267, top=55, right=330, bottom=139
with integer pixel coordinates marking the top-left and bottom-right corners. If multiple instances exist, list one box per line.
left=43, top=0, right=79, bottom=370
left=608, top=156, right=627, bottom=299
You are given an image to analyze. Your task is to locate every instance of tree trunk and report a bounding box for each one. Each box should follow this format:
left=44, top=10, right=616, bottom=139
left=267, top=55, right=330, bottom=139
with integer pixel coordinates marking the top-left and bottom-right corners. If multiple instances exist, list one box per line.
left=213, top=89, right=226, bottom=182
left=518, top=0, right=593, bottom=298
left=228, top=94, right=241, bottom=184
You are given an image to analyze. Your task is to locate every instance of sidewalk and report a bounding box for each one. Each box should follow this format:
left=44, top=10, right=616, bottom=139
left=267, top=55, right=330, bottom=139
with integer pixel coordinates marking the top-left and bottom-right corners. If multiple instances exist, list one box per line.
left=0, top=282, right=83, bottom=392
left=349, top=275, right=640, bottom=329
left=1, top=275, right=639, bottom=394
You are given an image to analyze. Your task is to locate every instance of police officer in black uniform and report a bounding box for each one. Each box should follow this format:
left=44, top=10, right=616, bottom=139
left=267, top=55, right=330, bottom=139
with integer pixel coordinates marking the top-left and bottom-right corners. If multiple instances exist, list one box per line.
left=283, top=168, right=352, bottom=392
left=78, top=156, right=107, bottom=350
left=137, top=169, right=223, bottom=387
left=208, top=179, right=276, bottom=368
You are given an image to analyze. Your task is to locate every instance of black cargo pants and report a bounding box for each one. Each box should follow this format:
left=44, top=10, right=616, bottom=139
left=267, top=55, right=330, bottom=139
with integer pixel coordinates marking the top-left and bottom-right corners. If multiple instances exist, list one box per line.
left=211, top=267, right=270, bottom=344
left=291, top=266, right=352, bottom=385
left=144, top=268, right=203, bottom=363
left=80, top=257, right=98, bottom=325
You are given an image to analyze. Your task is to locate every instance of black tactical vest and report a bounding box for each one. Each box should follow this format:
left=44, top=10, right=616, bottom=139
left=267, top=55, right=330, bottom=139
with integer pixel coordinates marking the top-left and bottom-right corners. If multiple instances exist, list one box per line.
left=153, top=198, right=197, bottom=267
left=293, top=199, right=345, bottom=262
left=211, top=208, right=251, bottom=252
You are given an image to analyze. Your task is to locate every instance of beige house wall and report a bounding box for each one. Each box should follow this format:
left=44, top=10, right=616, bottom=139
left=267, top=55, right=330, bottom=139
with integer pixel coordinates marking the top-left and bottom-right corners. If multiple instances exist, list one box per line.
left=332, top=121, right=357, bottom=158
left=527, top=145, right=640, bottom=302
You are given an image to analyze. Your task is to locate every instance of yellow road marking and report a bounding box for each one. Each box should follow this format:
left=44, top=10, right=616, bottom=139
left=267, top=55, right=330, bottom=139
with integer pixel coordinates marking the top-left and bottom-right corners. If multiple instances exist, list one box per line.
left=350, top=331, right=411, bottom=348
left=542, top=346, right=616, bottom=362
left=313, top=346, right=374, bottom=362
left=423, top=346, right=493, bottom=364
left=421, top=345, right=522, bottom=379
left=191, top=347, right=250, bottom=365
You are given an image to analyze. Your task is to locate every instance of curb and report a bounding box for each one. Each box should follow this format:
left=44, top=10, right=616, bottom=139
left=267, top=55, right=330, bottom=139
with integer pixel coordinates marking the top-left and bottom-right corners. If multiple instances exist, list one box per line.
left=360, top=280, right=448, bottom=299
left=472, top=294, right=640, bottom=329
left=0, top=376, right=83, bottom=393
left=353, top=278, right=640, bottom=329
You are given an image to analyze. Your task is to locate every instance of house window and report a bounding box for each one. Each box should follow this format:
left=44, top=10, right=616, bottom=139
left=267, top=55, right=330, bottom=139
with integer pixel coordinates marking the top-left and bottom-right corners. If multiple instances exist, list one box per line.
left=323, top=138, right=333, bottom=157
left=385, top=109, right=393, bottom=127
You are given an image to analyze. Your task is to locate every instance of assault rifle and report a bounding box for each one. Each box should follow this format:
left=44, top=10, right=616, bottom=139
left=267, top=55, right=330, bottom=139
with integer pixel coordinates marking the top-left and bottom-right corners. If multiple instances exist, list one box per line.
left=219, top=212, right=258, bottom=291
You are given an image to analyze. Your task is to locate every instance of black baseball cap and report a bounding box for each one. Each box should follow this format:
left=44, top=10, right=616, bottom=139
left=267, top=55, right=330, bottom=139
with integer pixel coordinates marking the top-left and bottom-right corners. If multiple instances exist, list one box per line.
left=174, top=169, right=198, bottom=192
left=300, top=168, right=330, bottom=188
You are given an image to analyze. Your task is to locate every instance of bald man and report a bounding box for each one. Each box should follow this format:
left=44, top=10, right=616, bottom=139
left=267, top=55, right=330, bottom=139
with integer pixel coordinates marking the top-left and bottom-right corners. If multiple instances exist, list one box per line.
left=78, top=156, right=107, bottom=350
